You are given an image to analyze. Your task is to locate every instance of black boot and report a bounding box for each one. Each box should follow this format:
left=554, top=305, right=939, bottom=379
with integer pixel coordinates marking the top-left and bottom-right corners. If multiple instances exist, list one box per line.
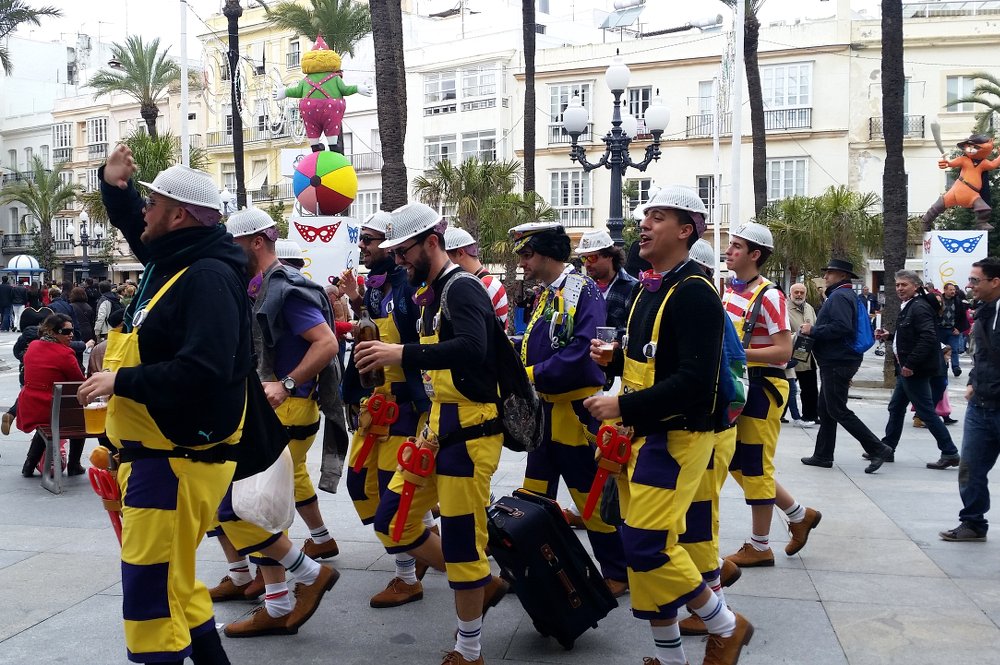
left=922, top=197, right=946, bottom=232
left=975, top=205, right=995, bottom=231
left=22, top=433, right=45, bottom=477
left=310, top=143, right=325, bottom=152
left=67, top=438, right=85, bottom=476
left=190, top=628, right=231, bottom=665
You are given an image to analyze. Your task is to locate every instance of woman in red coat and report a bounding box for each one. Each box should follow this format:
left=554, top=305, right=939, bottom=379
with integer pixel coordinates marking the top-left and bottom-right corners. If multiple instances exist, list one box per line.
left=18, top=313, right=85, bottom=477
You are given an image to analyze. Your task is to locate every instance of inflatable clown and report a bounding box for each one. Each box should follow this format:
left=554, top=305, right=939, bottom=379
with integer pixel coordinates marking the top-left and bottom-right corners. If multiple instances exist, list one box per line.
left=923, top=133, right=1000, bottom=231
left=276, top=35, right=371, bottom=153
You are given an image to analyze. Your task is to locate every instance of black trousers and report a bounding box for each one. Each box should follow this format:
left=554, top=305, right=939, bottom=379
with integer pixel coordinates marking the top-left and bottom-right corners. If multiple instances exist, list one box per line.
left=797, top=369, right=819, bottom=422
left=812, top=362, right=884, bottom=461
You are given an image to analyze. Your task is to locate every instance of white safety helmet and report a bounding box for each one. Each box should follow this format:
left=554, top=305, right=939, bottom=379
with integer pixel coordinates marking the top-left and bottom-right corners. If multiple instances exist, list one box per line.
left=636, top=185, right=708, bottom=218
left=730, top=221, right=774, bottom=250
left=361, top=210, right=391, bottom=235
left=225, top=207, right=276, bottom=238
left=139, top=165, right=222, bottom=210
left=574, top=230, right=614, bottom=255
left=275, top=239, right=304, bottom=260
left=444, top=227, right=476, bottom=251
left=382, top=202, right=446, bottom=249
left=689, top=239, right=716, bottom=271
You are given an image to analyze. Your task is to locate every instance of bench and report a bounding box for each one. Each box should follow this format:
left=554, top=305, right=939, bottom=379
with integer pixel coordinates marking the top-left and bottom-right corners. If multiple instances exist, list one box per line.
left=38, top=382, right=93, bottom=495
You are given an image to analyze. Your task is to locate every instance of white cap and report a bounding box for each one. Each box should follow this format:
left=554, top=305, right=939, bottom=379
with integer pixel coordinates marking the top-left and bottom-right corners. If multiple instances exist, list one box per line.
left=689, top=239, right=716, bottom=270
left=382, top=202, right=445, bottom=249
left=139, top=165, right=222, bottom=210
left=226, top=207, right=276, bottom=238
left=444, top=227, right=476, bottom=251
left=636, top=185, right=707, bottom=218
left=509, top=221, right=564, bottom=252
left=361, top=210, right=390, bottom=234
left=730, top=221, right=774, bottom=250
left=276, top=239, right=304, bottom=260
left=575, top=230, right=614, bottom=255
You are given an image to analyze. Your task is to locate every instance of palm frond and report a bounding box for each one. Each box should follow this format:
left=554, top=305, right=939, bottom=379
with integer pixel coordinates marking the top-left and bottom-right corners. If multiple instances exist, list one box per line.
left=265, top=0, right=372, bottom=56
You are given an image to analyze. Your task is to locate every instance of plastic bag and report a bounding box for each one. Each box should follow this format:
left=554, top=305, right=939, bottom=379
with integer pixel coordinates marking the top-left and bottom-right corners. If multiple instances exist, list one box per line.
left=231, top=447, right=295, bottom=533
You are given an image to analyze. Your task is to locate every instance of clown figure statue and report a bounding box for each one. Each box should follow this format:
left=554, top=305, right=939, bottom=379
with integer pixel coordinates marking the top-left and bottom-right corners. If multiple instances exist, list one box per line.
left=276, top=35, right=371, bottom=153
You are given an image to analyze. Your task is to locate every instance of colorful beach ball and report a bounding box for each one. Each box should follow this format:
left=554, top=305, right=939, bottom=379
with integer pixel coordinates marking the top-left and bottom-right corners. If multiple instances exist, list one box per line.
left=292, top=151, right=358, bottom=216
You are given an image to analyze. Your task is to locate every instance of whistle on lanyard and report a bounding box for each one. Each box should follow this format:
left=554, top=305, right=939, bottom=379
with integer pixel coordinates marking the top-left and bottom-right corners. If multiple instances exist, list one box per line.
left=391, top=430, right=439, bottom=542
left=582, top=424, right=633, bottom=520
left=352, top=393, right=401, bottom=473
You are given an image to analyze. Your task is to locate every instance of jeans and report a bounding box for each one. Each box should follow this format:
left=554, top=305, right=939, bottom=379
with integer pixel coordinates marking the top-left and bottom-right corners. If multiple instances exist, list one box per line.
left=783, top=377, right=802, bottom=420
left=812, top=363, right=885, bottom=461
left=0, top=306, right=11, bottom=331
left=958, top=403, right=1000, bottom=533
left=884, top=374, right=958, bottom=456
left=938, top=328, right=963, bottom=372
left=797, top=369, right=819, bottom=421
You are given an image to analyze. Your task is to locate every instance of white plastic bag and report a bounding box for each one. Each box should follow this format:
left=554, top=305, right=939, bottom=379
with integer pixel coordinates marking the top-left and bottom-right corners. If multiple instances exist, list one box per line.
left=232, top=447, right=295, bottom=533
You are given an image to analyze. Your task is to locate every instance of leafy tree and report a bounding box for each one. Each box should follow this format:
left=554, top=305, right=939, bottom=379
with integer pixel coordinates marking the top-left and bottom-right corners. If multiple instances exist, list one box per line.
left=87, top=36, right=181, bottom=139
left=260, top=0, right=371, bottom=56
left=412, top=158, right=521, bottom=238
left=0, top=156, right=79, bottom=272
left=944, top=71, right=1000, bottom=133
left=0, top=0, right=60, bottom=74
left=266, top=200, right=289, bottom=238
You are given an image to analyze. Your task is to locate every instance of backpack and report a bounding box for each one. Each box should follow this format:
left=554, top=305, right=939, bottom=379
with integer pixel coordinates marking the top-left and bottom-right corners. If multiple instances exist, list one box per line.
left=440, top=272, right=546, bottom=453
left=103, top=294, right=125, bottom=320
left=717, top=316, right=749, bottom=427
left=850, top=292, right=876, bottom=354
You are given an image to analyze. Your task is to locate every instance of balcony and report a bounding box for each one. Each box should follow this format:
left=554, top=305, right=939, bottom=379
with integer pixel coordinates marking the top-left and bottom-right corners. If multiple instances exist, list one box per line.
left=350, top=152, right=383, bottom=173
left=1, top=233, right=34, bottom=252
left=2, top=170, right=48, bottom=185
left=706, top=202, right=730, bottom=227
left=206, top=120, right=304, bottom=148
left=247, top=182, right=295, bottom=204
left=554, top=207, right=592, bottom=228
left=869, top=114, right=926, bottom=140
left=53, top=148, right=72, bottom=163
left=686, top=113, right=733, bottom=138
left=88, top=143, right=108, bottom=160
left=764, top=107, right=812, bottom=131
left=549, top=123, right=594, bottom=145
left=54, top=240, right=74, bottom=256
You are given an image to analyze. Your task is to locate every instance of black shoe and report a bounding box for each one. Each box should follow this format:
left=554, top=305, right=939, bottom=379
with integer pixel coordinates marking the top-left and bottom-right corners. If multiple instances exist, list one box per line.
left=943, top=416, right=958, bottom=425
left=67, top=464, right=86, bottom=476
left=21, top=459, right=36, bottom=478
left=801, top=456, right=833, bottom=468
left=863, top=446, right=894, bottom=463
left=780, top=417, right=789, bottom=423
left=864, top=445, right=893, bottom=474
left=953, top=367, right=963, bottom=377
left=939, top=522, right=986, bottom=542
left=927, top=455, right=960, bottom=470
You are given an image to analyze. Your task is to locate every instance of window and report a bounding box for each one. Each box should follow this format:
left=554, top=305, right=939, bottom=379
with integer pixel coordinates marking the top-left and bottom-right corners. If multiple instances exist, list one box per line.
left=947, top=75, right=976, bottom=112
left=10, top=208, right=19, bottom=232
left=462, top=130, right=496, bottom=162
left=371, top=129, right=382, bottom=152
left=24, top=147, right=33, bottom=166
left=550, top=170, right=591, bottom=207
left=424, top=135, right=457, bottom=167
left=696, top=175, right=715, bottom=210
left=58, top=171, right=73, bottom=186
left=220, top=60, right=230, bottom=81
left=767, top=158, right=807, bottom=201
left=698, top=80, right=715, bottom=115
left=538, top=0, right=549, bottom=13
left=7, top=149, right=16, bottom=169
left=87, top=168, right=99, bottom=192
left=550, top=82, right=592, bottom=124
left=627, top=86, right=652, bottom=119
left=287, top=41, right=301, bottom=69
left=761, top=62, right=812, bottom=109
left=222, top=164, right=236, bottom=192
left=249, top=42, right=266, bottom=76
left=341, top=132, right=353, bottom=156
left=52, top=123, right=72, bottom=148
left=86, top=117, right=108, bottom=145
left=424, top=72, right=457, bottom=105
left=225, top=113, right=234, bottom=136
left=349, top=190, right=382, bottom=219
left=250, top=158, right=268, bottom=191
left=255, top=99, right=268, bottom=132
left=54, top=217, right=72, bottom=242
left=40, top=145, right=49, bottom=168
left=462, top=65, right=496, bottom=98
left=626, top=178, right=652, bottom=211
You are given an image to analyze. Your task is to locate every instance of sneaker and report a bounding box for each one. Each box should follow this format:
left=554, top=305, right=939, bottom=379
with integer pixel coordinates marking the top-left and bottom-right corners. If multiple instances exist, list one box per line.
left=927, top=455, right=960, bottom=470
left=605, top=578, right=629, bottom=598
left=223, top=605, right=296, bottom=638
left=703, top=612, right=754, bottom=665
left=720, top=558, right=742, bottom=587
left=370, top=576, right=423, bottom=608
left=209, top=575, right=252, bottom=602
left=563, top=508, right=586, bottom=530
left=482, top=575, right=509, bottom=617
left=800, top=456, right=833, bottom=469
left=793, top=419, right=814, bottom=428
left=440, top=651, right=483, bottom=665
left=1, top=412, right=13, bottom=436
left=286, top=565, right=340, bottom=631
left=913, top=416, right=925, bottom=428
left=786, top=507, right=822, bottom=555
left=301, top=537, right=339, bottom=559
left=939, top=523, right=987, bottom=542
left=725, top=542, right=774, bottom=568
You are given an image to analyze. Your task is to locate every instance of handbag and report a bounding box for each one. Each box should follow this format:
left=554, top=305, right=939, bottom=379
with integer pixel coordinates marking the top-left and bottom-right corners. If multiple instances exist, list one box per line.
left=232, top=373, right=290, bottom=481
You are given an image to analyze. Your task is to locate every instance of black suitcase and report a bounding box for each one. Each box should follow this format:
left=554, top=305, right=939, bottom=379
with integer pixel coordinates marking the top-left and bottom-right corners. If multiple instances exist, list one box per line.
left=487, top=488, right=618, bottom=650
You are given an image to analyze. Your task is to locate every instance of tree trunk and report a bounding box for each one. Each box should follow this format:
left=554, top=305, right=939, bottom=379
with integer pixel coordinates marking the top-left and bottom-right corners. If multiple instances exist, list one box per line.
left=881, top=0, right=907, bottom=387
left=522, top=0, right=536, bottom=193
left=744, top=9, right=768, bottom=216
left=370, top=0, right=408, bottom=211
left=224, top=0, right=247, bottom=210
left=140, top=104, right=159, bottom=140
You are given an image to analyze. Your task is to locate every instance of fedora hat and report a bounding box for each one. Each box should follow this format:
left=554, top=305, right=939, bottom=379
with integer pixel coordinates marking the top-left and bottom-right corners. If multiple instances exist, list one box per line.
left=822, top=258, right=859, bottom=279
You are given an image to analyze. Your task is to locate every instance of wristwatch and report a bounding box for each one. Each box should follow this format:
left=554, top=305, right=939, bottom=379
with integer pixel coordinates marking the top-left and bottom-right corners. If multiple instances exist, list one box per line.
left=281, top=376, right=297, bottom=392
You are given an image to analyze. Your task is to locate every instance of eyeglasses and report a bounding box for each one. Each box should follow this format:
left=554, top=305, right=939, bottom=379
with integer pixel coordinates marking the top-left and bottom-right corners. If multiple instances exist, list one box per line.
left=56, top=328, right=74, bottom=335
left=359, top=234, right=385, bottom=245
left=580, top=254, right=601, bottom=264
left=968, top=276, right=995, bottom=285
left=392, top=240, right=422, bottom=259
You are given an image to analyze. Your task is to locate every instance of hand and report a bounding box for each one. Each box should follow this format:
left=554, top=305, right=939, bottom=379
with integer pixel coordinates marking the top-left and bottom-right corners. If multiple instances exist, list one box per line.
left=900, top=366, right=914, bottom=377
left=938, top=159, right=949, bottom=169
left=589, top=338, right=604, bottom=364
left=85, top=339, right=96, bottom=350
left=583, top=395, right=621, bottom=421
left=953, top=328, right=960, bottom=336
left=874, top=328, right=888, bottom=341
left=104, top=145, right=138, bottom=189
left=263, top=381, right=289, bottom=409
left=354, top=340, right=403, bottom=373
left=799, top=323, right=813, bottom=335
left=356, top=82, right=372, bottom=97
left=341, top=270, right=359, bottom=300
left=273, top=88, right=287, bottom=101
left=77, top=371, right=116, bottom=405
left=966, top=384, right=975, bottom=401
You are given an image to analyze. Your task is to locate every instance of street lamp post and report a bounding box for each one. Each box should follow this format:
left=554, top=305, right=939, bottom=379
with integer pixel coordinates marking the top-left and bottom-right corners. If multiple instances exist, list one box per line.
left=561, top=55, right=670, bottom=245
left=223, top=0, right=247, bottom=211
left=67, top=211, right=103, bottom=281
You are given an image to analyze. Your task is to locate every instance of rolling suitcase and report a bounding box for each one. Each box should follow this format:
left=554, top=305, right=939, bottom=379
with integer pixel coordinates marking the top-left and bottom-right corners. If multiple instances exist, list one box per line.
left=486, top=488, right=618, bottom=650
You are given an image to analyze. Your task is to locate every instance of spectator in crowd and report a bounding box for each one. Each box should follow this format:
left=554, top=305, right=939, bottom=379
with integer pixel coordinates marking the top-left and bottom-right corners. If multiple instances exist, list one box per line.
left=938, top=282, right=970, bottom=377
left=0, top=275, right=14, bottom=331
left=11, top=279, right=26, bottom=331
left=68, top=286, right=96, bottom=344
left=787, top=283, right=819, bottom=424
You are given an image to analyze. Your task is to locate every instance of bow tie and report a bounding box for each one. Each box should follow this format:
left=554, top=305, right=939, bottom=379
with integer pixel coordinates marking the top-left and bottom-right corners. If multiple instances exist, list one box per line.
left=638, top=269, right=664, bottom=292
left=247, top=272, right=263, bottom=299
left=412, top=283, right=434, bottom=306
left=366, top=273, right=387, bottom=290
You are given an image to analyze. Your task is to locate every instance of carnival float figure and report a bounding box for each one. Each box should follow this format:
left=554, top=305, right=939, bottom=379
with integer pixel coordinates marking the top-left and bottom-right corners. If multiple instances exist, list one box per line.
left=923, top=133, right=1000, bottom=231
left=276, top=35, right=371, bottom=153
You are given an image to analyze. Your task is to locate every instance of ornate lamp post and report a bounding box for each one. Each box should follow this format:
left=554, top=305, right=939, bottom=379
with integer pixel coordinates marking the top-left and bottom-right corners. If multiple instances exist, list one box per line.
left=561, top=55, right=670, bottom=245
left=67, top=211, right=103, bottom=281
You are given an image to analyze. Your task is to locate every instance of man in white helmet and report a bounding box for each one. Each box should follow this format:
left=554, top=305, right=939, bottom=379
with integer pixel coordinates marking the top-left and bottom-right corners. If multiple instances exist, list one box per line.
left=574, top=229, right=638, bottom=335
left=585, top=185, right=754, bottom=665
left=444, top=226, right=509, bottom=325
left=721, top=222, right=821, bottom=571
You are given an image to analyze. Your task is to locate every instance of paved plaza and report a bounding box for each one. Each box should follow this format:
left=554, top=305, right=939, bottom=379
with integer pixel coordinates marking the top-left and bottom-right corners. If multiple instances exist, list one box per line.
left=1, top=337, right=998, bottom=665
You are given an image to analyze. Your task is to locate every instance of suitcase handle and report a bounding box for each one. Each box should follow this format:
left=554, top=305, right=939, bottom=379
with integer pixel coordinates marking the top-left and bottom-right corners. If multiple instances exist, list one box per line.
left=491, top=503, right=524, bottom=518
left=541, top=544, right=582, bottom=609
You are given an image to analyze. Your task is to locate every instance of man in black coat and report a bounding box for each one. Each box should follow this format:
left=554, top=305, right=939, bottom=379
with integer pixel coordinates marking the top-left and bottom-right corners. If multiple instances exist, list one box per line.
left=876, top=270, right=960, bottom=468
left=0, top=276, right=14, bottom=331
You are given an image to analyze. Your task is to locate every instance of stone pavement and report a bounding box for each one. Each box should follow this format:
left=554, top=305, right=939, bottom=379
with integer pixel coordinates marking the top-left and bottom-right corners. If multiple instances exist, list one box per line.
left=1, top=344, right=998, bottom=665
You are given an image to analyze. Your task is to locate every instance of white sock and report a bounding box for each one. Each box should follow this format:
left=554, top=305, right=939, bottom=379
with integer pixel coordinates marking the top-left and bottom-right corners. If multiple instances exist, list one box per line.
left=309, top=525, right=332, bottom=544
left=784, top=502, right=806, bottom=523
left=422, top=510, right=436, bottom=529
left=693, top=593, right=737, bottom=638
left=454, top=616, right=483, bottom=661
left=263, top=582, right=292, bottom=618
left=395, top=554, right=418, bottom=584
left=278, top=547, right=321, bottom=585
left=705, top=572, right=726, bottom=605
left=749, top=533, right=770, bottom=551
left=651, top=623, right=685, bottom=665
left=228, top=558, right=252, bottom=586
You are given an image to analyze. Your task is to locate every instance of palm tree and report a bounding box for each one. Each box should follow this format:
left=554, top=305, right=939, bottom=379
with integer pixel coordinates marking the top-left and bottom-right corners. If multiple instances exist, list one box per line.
left=0, top=156, right=79, bottom=272
left=260, top=0, right=371, bottom=56
left=412, top=158, right=521, bottom=239
left=87, top=36, right=181, bottom=139
left=0, top=0, right=60, bottom=74
left=944, top=71, right=1000, bottom=133
left=522, top=0, right=536, bottom=193
left=369, top=0, right=408, bottom=210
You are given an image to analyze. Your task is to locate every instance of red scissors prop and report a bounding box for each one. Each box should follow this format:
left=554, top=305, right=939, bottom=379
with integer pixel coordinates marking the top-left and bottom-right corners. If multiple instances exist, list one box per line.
left=582, top=424, right=632, bottom=520
left=391, top=438, right=436, bottom=542
left=352, top=393, right=400, bottom=473
left=88, top=467, right=123, bottom=545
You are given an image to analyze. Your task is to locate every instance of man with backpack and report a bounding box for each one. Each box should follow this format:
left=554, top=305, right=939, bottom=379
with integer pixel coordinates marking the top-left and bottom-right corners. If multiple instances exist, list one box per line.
left=509, top=221, right=628, bottom=598
left=354, top=202, right=509, bottom=665
left=722, top=223, right=821, bottom=570
left=94, top=280, right=123, bottom=340
left=800, top=258, right=894, bottom=472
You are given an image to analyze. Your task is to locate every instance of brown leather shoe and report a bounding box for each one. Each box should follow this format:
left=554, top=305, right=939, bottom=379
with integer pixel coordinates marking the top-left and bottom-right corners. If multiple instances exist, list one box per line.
left=286, top=565, right=340, bottom=631
left=209, top=575, right=252, bottom=602
left=301, top=537, right=339, bottom=559
left=927, top=456, right=960, bottom=470
left=223, top=605, right=296, bottom=638
left=720, top=558, right=742, bottom=588
left=563, top=508, right=586, bottom=530
left=243, top=569, right=264, bottom=600
left=785, top=507, right=822, bottom=556
left=703, top=612, right=754, bottom=665
left=482, top=575, right=509, bottom=617
left=679, top=612, right=708, bottom=636
left=605, top=578, right=629, bottom=598
left=370, top=577, right=424, bottom=608
left=440, top=651, right=483, bottom=665
left=724, top=542, right=774, bottom=568
left=1, top=412, right=13, bottom=436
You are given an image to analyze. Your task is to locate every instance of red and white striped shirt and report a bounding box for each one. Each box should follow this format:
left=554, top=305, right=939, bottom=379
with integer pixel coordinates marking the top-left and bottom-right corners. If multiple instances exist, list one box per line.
left=476, top=269, right=509, bottom=325
left=723, top=278, right=790, bottom=369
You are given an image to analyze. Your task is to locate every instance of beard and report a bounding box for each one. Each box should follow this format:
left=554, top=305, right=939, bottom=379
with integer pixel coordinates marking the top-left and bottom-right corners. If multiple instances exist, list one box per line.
left=407, top=248, right=431, bottom=287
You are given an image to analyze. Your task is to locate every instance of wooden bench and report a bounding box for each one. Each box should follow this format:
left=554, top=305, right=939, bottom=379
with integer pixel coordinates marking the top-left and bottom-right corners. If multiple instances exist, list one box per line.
left=38, top=381, right=92, bottom=495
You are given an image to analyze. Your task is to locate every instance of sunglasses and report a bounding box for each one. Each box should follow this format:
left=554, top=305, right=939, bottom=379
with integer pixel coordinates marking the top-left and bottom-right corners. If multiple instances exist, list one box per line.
left=392, top=240, right=422, bottom=259
left=580, top=254, right=601, bottom=264
left=144, top=196, right=175, bottom=209
left=56, top=328, right=74, bottom=335
left=359, top=234, right=385, bottom=245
